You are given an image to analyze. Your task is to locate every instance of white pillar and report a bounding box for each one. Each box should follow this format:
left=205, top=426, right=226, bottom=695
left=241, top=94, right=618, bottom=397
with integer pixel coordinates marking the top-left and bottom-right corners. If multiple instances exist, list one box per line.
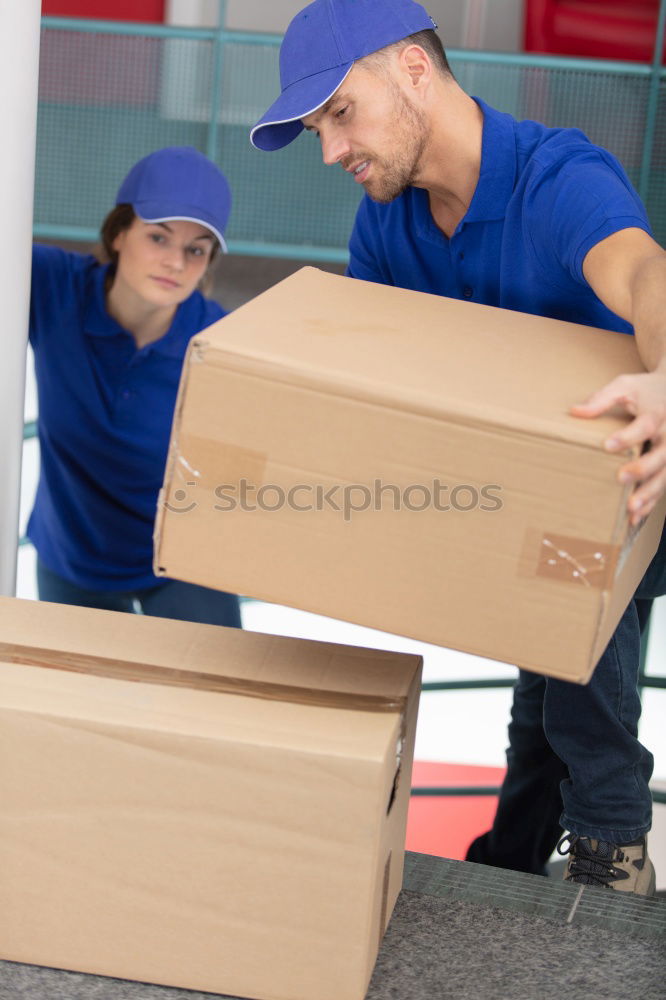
left=0, top=0, right=41, bottom=596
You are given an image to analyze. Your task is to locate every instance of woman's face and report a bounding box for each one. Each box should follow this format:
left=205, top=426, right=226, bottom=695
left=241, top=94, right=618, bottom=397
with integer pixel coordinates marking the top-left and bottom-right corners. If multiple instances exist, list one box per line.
left=111, top=217, right=216, bottom=307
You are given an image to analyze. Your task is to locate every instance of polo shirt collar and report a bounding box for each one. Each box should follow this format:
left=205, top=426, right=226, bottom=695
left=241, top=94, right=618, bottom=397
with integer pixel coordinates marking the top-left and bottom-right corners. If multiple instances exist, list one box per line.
left=84, top=260, right=198, bottom=358
left=463, top=97, right=517, bottom=225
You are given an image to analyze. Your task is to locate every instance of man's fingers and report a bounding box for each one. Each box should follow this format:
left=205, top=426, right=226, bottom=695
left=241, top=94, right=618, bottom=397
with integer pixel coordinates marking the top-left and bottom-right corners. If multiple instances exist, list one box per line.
left=605, top=412, right=662, bottom=452
left=570, top=379, right=635, bottom=419
left=619, top=443, right=666, bottom=524
left=570, top=371, right=666, bottom=524
left=619, top=440, right=666, bottom=485
left=627, top=472, right=666, bottom=523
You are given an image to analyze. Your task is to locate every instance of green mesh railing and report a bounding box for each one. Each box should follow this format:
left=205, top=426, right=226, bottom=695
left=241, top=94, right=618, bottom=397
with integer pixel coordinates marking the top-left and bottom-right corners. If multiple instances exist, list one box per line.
left=25, top=11, right=666, bottom=808
left=34, top=12, right=666, bottom=254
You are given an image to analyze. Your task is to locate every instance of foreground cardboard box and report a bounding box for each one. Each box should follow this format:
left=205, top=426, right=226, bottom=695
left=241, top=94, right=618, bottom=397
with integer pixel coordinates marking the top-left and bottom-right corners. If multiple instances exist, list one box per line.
left=0, top=596, right=421, bottom=1000
left=155, top=268, right=665, bottom=683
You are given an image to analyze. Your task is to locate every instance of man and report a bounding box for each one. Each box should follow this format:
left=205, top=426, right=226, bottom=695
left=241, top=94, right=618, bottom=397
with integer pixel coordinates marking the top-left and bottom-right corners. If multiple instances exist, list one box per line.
left=251, top=0, right=666, bottom=895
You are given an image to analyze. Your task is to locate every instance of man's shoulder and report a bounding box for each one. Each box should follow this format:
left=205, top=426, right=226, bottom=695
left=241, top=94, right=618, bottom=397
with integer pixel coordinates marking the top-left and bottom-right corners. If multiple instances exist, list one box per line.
left=514, top=117, right=625, bottom=184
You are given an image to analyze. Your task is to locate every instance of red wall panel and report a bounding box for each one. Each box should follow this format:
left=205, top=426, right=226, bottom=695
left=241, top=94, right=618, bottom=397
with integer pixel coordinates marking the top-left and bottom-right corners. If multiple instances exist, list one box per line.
left=524, top=0, right=664, bottom=63
left=42, top=1, right=165, bottom=22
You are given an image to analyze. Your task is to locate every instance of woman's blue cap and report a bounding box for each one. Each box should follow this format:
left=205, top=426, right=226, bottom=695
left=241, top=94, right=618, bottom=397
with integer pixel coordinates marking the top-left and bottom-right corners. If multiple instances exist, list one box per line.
left=251, top=0, right=436, bottom=152
left=116, top=146, right=232, bottom=252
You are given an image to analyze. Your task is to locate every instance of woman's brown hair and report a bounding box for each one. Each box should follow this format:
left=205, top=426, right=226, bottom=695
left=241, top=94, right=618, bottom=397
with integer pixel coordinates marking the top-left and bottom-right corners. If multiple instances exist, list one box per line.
left=97, top=203, right=136, bottom=267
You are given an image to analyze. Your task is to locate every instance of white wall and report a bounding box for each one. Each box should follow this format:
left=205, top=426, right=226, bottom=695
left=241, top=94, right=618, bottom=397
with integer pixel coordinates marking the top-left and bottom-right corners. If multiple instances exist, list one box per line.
left=0, top=0, right=42, bottom=596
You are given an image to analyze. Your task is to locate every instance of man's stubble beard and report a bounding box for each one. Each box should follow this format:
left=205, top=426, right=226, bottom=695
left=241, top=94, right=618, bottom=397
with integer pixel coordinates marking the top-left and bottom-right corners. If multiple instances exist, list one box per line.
left=365, top=88, right=430, bottom=204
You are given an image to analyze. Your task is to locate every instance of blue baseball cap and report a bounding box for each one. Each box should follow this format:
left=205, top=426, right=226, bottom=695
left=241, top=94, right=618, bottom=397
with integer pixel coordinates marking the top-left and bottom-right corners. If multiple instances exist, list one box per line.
left=251, top=0, right=436, bottom=151
left=115, top=146, right=232, bottom=252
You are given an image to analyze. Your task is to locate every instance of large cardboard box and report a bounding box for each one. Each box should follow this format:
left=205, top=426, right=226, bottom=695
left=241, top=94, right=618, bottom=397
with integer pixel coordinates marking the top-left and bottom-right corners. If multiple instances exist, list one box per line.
left=155, top=268, right=665, bottom=683
left=0, top=596, right=421, bottom=1000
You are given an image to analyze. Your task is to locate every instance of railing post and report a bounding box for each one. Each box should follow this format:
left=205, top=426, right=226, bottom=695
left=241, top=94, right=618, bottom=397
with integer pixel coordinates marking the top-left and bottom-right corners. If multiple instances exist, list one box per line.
left=638, top=0, right=666, bottom=202
left=206, top=0, right=228, bottom=163
left=0, top=0, right=42, bottom=596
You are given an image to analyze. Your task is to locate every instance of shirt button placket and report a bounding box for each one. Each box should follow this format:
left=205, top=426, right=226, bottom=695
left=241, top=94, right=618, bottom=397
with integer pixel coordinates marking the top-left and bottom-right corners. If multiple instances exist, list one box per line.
left=454, top=239, right=473, bottom=299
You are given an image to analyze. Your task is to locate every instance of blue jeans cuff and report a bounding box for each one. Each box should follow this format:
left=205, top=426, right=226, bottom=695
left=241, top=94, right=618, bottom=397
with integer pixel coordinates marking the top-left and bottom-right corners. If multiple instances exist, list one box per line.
left=561, top=815, right=651, bottom=844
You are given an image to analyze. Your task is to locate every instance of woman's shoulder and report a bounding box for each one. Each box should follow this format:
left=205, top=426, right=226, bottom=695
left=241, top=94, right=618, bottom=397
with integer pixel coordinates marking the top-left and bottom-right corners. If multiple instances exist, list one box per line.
left=32, top=244, right=102, bottom=294
left=30, top=247, right=106, bottom=348
left=185, top=289, right=228, bottom=330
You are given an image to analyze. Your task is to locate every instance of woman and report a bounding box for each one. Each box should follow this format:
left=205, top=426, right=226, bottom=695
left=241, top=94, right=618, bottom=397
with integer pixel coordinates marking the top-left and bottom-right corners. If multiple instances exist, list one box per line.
left=28, top=146, right=241, bottom=627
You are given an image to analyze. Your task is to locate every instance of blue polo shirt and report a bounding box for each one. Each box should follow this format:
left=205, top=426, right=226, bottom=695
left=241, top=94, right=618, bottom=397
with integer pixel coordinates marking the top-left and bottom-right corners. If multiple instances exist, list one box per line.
left=348, top=98, right=650, bottom=332
left=28, top=245, right=225, bottom=590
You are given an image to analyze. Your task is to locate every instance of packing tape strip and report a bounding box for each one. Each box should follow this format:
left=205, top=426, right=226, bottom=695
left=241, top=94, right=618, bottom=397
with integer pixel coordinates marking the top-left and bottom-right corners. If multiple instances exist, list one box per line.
left=0, top=643, right=406, bottom=715
left=170, top=435, right=268, bottom=494
left=522, top=529, right=620, bottom=589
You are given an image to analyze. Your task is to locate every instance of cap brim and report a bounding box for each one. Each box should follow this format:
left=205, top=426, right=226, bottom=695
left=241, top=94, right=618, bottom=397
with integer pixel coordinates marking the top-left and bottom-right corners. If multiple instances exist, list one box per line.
left=251, top=62, right=354, bottom=151
left=135, top=208, right=228, bottom=254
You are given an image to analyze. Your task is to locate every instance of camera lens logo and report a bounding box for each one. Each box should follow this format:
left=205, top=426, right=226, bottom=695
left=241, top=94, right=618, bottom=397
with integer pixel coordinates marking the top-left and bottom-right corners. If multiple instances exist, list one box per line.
left=164, top=482, right=197, bottom=513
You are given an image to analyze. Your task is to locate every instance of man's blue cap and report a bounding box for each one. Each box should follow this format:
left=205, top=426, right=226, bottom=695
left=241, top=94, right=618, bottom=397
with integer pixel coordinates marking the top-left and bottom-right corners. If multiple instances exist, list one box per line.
left=116, top=146, right=232, bottom=252
left=251, top=0, right=436, bottom=151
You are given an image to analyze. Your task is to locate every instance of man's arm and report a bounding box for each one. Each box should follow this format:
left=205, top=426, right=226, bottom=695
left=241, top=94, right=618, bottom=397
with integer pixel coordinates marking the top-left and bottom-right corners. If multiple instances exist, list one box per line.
left=574, top=227, right=666, bottom=524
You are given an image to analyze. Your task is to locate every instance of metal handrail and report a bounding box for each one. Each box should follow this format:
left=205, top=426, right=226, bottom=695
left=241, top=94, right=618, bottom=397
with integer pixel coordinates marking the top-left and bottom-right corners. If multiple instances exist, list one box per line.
left=42, top=15, right=282, bottom=46
left=40, top=14, right=663, bottom=73
left=29, top=226, right=351, bottom=265
left=411, top=786, right=666, bottom=804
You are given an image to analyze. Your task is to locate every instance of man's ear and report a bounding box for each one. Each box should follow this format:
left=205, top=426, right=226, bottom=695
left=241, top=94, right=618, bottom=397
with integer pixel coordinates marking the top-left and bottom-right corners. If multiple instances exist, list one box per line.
left=398, top=44, right=431, bottom=92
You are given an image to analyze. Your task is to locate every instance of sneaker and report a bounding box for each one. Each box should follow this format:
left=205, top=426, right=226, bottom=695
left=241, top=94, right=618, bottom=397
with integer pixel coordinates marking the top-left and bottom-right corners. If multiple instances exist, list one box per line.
left=557, top=834, right=656, bottom=896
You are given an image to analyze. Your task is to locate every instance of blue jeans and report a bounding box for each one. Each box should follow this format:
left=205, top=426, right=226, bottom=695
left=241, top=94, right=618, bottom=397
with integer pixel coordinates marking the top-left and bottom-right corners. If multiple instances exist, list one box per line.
left=467, top=517, right=665, bottom=874
left=36, top=558, right=242, bottom=629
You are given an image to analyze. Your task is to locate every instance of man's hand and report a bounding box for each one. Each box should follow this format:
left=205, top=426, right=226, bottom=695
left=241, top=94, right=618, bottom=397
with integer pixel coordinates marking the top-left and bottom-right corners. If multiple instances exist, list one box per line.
left=581, top=229, right=666, bottom=524
left=571, top=370, right=666, bottom=525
